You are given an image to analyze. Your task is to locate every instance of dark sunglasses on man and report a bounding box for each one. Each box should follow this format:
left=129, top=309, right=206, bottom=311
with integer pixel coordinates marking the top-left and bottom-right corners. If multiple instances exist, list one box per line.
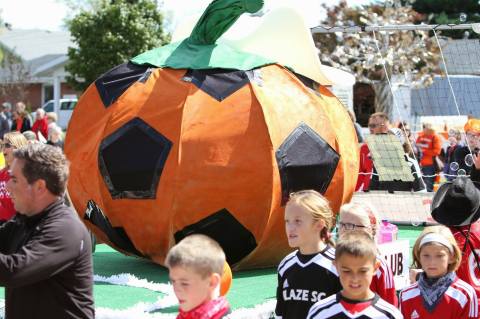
left=368, top=123, right=384, bottom=129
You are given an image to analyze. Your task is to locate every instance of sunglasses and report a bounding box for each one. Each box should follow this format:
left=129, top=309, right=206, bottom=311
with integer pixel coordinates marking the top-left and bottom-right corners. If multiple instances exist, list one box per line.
left=466, top=133, right=480, bottom=140
left=368, top=123, right=384, bottom=129
left=1, top=142, right=12, bottom=149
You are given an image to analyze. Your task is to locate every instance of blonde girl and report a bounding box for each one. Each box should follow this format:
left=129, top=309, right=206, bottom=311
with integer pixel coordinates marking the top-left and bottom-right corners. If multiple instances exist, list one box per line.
left=400, top=226, right=478, bottom=319
left=275, top=190, right=341, bottom=319
left=337, top=202, right=397, bottom=306
left=0, top=132, right=28, bottom=223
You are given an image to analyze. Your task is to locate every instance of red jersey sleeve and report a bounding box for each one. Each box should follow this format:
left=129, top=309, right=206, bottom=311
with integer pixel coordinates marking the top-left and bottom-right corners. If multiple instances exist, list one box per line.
left=371, top=257, right=398, bottom=307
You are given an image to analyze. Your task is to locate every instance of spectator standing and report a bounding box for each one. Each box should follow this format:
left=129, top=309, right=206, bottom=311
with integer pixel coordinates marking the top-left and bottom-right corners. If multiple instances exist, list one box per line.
left=442, top=129, right=463, bottom=181
left=0, top=104, right=10, bottom=139
left=454, top=118, right=480, bottom=175
left=358, top=113, right=425, bottom=192
left=0, top=143, right=94, bottom=318
left=1, top=102, right=12, bottom=129
left=47, top=125, right=64, bottom=149
left=31, top=108, right=49, bottom=141
left=416, top=123, right=442, bottom=192
left=356, top=112, right=391, bottom=191
left=11, top=102, right=31, bottom=133
left=0, top=132, right=28, bottom=224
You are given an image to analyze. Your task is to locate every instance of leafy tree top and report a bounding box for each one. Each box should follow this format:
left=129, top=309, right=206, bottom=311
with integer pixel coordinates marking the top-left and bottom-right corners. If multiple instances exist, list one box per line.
left=411, top=0, right=480, bottom=38
left=66, top=0, right=170, bottom=91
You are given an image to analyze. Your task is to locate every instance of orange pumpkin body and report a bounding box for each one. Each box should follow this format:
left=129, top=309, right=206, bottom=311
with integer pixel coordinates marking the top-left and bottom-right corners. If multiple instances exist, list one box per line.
left=65, top=64, right=358, bottom=270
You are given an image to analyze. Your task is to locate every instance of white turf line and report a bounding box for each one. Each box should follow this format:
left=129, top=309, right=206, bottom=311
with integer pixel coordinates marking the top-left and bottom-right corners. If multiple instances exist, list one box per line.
left=93, top=273, right=276, bottom=319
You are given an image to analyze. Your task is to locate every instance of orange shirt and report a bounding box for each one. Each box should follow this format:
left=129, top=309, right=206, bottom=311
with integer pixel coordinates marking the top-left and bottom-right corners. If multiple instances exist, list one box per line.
left=416, top=132, right=442, bottom=166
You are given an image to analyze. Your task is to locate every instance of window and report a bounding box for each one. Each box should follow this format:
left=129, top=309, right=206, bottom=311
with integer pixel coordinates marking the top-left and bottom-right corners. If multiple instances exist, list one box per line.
left=43, top=102, right=54, bottom=112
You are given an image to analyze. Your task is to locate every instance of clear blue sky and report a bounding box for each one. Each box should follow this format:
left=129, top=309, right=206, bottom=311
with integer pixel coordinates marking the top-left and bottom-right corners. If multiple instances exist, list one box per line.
left=1, top=0, right=373, bottom=31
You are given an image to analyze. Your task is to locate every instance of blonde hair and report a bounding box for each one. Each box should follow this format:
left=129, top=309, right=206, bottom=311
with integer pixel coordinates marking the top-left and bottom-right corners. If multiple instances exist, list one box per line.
left=14, top=102, right=28, bottom=117
left=287, top=190, right=334, bottom=246
left=165, top=234, right=225, bottom=278
left=46, top=112, right=57, bottom=123
left=4, top=131, right=28, bottom=149
left=335, top=231, right=377, bottom=263
left=339, top=202, right=379, bottom=238
left=370, top=112, right=389, bottom=123
left=412, top=226, right=461, bottom=272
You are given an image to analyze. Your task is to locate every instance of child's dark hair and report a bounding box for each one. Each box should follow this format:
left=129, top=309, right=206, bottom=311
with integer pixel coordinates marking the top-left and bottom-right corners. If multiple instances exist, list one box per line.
left=335, top=231, right=378, bottom=263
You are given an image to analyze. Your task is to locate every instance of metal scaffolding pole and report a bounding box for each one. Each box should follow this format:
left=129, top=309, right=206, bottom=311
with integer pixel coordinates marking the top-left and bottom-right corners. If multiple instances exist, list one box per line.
left=311, top=23, right=477, bottom=34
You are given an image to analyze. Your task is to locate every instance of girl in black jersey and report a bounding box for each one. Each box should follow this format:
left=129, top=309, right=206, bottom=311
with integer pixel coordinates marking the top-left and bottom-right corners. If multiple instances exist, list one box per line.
left=275, top=190, right=342, bottom=319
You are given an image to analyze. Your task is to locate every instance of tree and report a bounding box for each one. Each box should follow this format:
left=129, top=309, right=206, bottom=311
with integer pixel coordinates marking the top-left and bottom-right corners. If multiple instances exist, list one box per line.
left=411, top=0, right=480, bottom=38
left=0, top=50, right=31, bottom=103
left=314, top=0, right=441, bottom=118
left=0, top=11, right=30, bottom=103
left=66, top=0, right=170, bottom=92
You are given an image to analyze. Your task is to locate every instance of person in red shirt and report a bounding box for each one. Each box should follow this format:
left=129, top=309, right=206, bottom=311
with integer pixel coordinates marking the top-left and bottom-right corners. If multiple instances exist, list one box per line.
left=0, top=131, right=28, bottom=223
left=400, top=226, right=478, bottom=319
left=430, top=165, right=480, bottom=303
left=416, top=123, right=442, bottom=192
left=31, top=108, right=49, bottom=141
left=356, top=113, right=390, bottom=191
left=11, top=102, right=32, bottom=133
left=338, top=202, right=398, bottom=307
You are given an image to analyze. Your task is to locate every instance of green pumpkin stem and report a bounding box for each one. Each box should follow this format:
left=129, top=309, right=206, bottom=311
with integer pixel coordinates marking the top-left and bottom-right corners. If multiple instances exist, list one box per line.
left=188, top=0, right=264, bottom=45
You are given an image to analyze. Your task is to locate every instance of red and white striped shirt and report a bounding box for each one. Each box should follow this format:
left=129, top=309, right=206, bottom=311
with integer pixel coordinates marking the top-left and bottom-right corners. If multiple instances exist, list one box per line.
left=371, top=256, right=397, bottom=307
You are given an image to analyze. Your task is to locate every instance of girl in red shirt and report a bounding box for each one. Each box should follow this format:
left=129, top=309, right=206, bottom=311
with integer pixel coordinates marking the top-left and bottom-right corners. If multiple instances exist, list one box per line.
left=400, top=226, right=478, bottom=319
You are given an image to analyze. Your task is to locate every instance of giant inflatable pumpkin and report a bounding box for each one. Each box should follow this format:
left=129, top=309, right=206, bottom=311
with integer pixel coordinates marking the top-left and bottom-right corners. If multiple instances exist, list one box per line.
left=65, top=0, right=359, bottom=270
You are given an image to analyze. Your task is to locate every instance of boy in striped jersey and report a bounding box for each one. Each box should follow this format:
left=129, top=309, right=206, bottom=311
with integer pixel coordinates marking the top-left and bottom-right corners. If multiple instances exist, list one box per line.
left=338, top=203, right=397, bottom=306
left=307, top=232, right=403, bottom=319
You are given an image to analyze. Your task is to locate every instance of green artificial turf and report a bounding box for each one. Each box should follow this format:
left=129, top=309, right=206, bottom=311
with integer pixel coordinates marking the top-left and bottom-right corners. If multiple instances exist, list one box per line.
left=397, top=225, right=424, bottom=249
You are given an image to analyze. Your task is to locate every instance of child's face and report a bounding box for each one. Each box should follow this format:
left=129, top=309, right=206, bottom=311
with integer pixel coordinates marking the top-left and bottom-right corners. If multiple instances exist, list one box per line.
left=169, top=265, right=215, bottom=312
left=335, top=254, right=378, bottom=301
left=285, top=202, right=324, bottom=253
left=419, top=243, right=453, bottom=278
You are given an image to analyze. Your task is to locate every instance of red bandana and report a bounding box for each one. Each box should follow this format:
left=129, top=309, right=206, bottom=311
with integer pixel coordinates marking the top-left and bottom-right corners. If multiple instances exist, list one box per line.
left=176, top=297, right=230, bottom=319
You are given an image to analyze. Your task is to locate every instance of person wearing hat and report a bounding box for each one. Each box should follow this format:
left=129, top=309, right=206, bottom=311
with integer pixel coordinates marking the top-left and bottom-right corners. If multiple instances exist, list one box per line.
left=431, top=176, right=480, bottom=302
left=454, top=118, right=480, bottom=176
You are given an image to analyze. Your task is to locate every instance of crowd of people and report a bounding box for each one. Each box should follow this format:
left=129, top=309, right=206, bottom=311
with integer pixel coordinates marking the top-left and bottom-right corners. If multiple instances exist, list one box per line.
left=0, top=101, right=65, bottom=148
left=355, top=112, right=480, bottom=193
